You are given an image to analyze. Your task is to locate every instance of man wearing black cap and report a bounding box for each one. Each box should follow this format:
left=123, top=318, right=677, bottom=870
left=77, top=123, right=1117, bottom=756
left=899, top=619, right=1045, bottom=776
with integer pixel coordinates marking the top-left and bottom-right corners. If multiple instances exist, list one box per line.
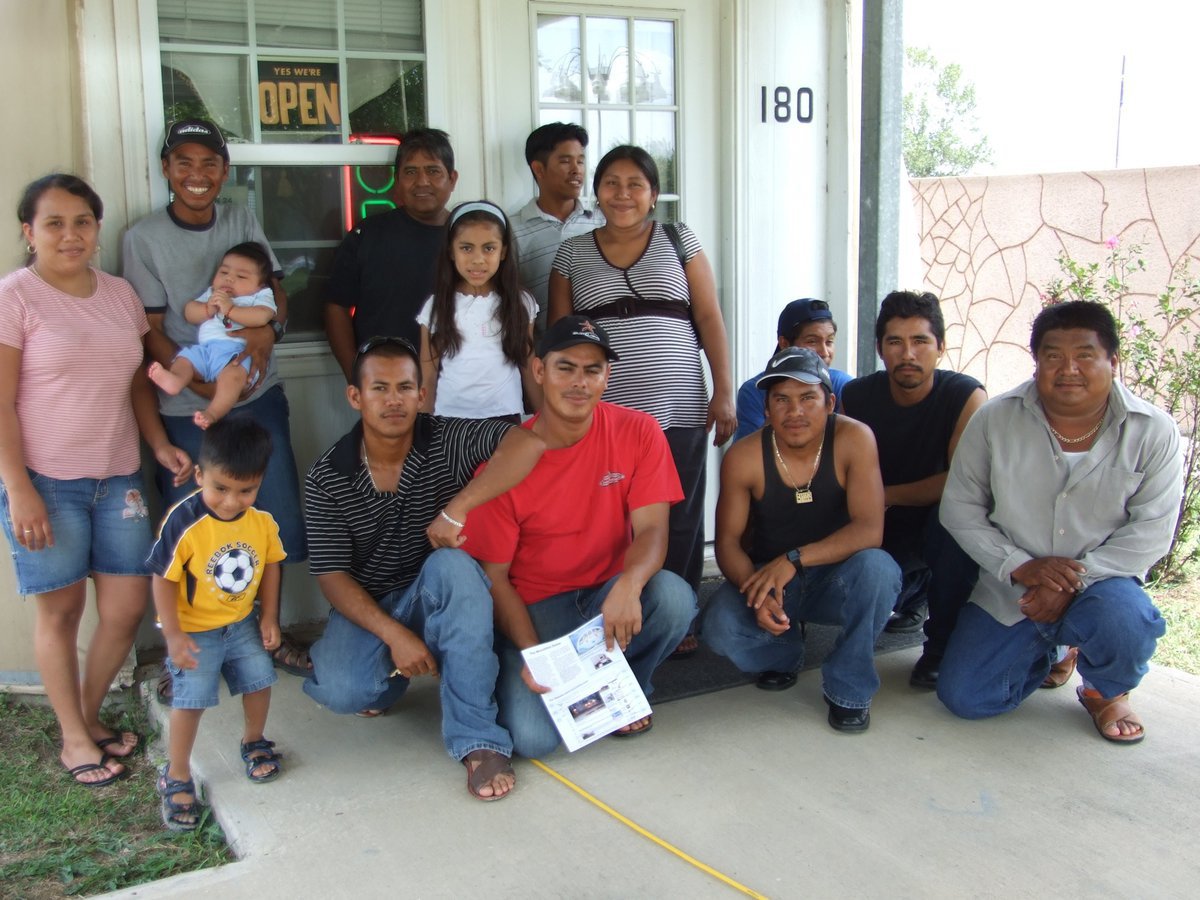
left=701, top=347, right=900, bottom=732
left=463, top=316, right=696, bottom=756
left=122, top=119, right=310, bottom=678
left=733, top=298, right=853, bottom=443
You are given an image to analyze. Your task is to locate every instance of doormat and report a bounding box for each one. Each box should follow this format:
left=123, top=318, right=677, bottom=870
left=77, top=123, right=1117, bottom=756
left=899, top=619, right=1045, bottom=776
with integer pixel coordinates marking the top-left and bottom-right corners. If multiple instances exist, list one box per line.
left=652, top=577, right=923, bottom=704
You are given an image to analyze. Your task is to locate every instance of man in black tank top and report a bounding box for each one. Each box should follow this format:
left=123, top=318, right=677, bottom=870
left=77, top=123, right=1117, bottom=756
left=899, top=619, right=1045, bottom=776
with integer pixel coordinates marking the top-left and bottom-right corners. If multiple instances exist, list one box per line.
left=841, top=291, right=987, bottom=690
left=700, top=349, right=901, bottom=733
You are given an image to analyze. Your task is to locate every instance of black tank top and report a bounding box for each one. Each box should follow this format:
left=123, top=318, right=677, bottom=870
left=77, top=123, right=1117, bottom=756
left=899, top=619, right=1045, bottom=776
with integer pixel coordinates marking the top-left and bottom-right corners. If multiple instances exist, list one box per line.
left=750, top=415, right=849, bottom=565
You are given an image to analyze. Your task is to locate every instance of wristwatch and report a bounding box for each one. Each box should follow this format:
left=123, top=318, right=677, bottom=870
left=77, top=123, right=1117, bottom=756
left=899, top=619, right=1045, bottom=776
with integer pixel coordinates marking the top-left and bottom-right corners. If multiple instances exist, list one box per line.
left=786, top=548, right=804, bottom=573
left=269, top=319, right=286, bottom=343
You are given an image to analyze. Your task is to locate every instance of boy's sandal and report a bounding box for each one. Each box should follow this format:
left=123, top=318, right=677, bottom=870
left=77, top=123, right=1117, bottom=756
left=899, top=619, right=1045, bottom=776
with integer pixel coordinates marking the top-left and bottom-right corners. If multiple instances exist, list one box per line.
left=64, top=752, right=126, bottom=788
left=1076, top=687, right=1145, bottom=745
left=157, top=765, right=202, bottom=832
left=462, top=749, right=514, bottom=802
left=240, top=738, right=283, bottom=782
left=1040, top=647, right=1079, bottom=689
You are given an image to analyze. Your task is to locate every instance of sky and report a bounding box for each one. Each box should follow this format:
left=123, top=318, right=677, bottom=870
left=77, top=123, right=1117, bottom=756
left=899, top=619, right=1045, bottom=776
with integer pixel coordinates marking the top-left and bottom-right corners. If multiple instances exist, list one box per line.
left=903, top=0, right=1200, bottom=175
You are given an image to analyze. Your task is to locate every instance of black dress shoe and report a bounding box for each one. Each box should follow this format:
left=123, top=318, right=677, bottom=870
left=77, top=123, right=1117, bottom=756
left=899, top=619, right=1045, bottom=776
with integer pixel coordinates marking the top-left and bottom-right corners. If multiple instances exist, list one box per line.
left=756, top=670, right=799, bottom=691
left=825, top=698, right=870, bottom=732
left=884, top=604, right=927, bottom=634
left=909, top=652, right=941, bottom=689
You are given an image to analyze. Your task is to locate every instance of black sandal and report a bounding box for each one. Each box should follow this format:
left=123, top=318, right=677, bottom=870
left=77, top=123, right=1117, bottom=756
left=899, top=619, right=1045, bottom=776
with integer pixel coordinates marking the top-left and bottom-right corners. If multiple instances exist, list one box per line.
left=240, top=738, right=283, bottom=783
left=157, top=764, right=202, bottom=832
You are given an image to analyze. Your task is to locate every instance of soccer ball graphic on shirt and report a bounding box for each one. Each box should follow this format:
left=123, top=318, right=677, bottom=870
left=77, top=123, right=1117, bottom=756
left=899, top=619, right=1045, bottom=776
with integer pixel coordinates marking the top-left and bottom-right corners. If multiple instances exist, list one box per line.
left=213, top=549, right=255, bottom=594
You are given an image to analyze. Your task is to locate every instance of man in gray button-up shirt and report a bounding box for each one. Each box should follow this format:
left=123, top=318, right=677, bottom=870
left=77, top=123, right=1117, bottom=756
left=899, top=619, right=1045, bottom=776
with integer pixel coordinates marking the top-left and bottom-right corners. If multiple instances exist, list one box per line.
left=937, top=301, right=1181, bottom=745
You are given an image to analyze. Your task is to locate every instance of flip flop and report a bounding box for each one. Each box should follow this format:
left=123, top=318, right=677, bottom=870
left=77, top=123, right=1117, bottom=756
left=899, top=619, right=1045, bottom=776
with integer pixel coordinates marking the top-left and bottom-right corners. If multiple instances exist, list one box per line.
left=1077, top=687, right=1145, bottom=745
left=96, top=732, right=139, bottom=757
left=668, top=634, right=699, bottom=661
left=65, top=752, right=126, bottom=788
left=611, top=714, right=654, bottom=738
left=355, top=708, right=386, bottom=718
left=462, top=749, right=514, bottom=802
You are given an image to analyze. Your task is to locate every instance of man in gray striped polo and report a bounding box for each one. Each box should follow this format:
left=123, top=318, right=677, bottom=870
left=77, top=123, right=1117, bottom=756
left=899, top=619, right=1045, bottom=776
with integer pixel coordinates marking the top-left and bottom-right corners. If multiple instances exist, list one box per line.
left=512, top=123, right=604, bottom=336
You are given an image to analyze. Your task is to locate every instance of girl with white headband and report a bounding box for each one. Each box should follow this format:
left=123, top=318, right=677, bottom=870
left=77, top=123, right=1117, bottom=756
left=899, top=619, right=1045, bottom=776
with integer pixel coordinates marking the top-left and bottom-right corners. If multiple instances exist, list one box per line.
left=417, top=200, right=539, bottom=419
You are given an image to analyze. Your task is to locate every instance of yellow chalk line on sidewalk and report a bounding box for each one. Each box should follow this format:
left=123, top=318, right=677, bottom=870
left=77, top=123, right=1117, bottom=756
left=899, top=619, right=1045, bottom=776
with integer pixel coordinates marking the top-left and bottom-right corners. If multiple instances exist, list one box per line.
left=530, top=758, right=769, bottom=899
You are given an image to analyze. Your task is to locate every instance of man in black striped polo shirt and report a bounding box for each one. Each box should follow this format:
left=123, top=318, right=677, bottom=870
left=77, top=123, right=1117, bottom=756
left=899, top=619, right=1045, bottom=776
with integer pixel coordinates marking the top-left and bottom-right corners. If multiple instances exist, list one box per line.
left=301, top=337, right=544, bottom=801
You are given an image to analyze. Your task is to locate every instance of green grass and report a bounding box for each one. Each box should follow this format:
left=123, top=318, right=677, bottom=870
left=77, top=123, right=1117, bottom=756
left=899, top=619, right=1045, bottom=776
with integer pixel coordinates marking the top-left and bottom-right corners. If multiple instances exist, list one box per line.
left=0, top=692, right=230, bottom=899
left=1150, top=576, right=1200, bottom=676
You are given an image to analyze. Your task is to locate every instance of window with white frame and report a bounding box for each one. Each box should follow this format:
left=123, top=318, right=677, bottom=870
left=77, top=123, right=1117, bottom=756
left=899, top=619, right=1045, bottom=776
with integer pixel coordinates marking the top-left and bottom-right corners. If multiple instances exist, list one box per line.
left=533, top=8, right=681, bottom=222
left=154, top=0, right=426, bottom=339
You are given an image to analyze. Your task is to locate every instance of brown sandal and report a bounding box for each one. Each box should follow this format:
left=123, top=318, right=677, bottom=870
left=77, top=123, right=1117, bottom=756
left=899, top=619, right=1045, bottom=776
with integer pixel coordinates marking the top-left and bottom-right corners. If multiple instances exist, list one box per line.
left=1076, top=687, right=1145, bottom=745
left=462, top=749, right=515, bottom=802
left=1041, top=647, right=1079, bottom=689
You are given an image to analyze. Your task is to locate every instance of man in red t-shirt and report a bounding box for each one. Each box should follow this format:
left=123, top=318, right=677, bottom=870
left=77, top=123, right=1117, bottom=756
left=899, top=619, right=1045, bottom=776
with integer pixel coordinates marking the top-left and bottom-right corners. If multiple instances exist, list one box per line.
left=464, top=316, right=696, bottom=757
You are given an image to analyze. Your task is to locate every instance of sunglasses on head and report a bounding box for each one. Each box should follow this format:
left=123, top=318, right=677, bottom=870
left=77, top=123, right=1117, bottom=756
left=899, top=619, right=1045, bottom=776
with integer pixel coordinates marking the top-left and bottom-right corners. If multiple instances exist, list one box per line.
left=354, top=335, right=418, bottom=363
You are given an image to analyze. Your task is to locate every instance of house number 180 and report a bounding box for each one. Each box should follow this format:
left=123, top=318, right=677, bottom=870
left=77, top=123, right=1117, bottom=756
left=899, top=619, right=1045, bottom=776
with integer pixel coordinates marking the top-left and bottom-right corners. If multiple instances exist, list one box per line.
left=761, top=86, right=814, bottom=123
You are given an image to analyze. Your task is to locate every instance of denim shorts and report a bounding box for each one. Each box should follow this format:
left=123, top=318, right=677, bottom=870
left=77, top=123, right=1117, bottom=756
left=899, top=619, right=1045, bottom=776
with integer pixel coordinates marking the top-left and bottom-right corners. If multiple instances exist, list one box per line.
left=168, top=612, right=278, bottom=709
left=0, top=470, right=153, bottom=595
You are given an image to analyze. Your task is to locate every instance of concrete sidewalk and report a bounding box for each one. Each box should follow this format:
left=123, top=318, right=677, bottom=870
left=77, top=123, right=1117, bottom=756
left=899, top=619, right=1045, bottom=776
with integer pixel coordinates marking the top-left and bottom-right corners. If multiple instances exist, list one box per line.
left=107, top=647, right=1200, bottom=899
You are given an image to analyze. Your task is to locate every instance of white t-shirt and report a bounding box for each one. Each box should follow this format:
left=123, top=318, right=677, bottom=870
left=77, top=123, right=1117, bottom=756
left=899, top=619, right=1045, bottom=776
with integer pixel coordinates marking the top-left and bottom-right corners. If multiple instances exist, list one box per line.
left=416, top=290, right=536, bottom=418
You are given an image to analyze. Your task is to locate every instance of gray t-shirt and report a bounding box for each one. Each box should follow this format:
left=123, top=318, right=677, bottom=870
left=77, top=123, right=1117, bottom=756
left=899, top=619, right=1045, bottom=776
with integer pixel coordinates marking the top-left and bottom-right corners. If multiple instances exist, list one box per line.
left=122, top=204, right=282, bottom=417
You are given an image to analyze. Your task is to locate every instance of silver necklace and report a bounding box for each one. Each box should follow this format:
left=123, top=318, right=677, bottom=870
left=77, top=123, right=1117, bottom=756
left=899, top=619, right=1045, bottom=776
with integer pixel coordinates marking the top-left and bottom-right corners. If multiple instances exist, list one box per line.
left=772, top=430, right=823, bottom=504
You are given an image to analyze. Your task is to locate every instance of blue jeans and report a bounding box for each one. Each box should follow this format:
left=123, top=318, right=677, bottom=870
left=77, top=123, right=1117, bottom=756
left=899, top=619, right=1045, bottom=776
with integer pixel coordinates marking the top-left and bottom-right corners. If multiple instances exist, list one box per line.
left=302, top=549, right=511, bottom=760
left=701, top=549, right=900, bottom=708
left=888, top=507, right=979, bottom=658
left=937, top=577, right=1166, bottom=718
left=496, top=570, right=696, bottom=758
left=159, top=384, right=308, bottom=562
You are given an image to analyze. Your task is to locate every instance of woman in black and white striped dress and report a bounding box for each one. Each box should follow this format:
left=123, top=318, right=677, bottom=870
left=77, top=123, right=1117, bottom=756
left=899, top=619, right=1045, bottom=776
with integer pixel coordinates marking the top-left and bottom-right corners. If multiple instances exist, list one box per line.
left=548, top=145, right=735, bottom=616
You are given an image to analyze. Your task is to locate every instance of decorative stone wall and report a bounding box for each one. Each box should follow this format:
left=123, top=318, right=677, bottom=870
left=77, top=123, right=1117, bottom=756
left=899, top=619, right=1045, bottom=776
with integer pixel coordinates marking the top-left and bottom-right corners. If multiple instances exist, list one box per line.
left=910, top=167, right=1200, bottom=395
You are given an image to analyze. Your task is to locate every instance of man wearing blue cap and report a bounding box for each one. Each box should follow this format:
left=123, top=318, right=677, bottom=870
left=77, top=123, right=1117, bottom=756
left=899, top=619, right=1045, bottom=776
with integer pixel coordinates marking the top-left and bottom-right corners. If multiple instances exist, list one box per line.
left=733, top=298, right=853, bottom=443
left=702, top=348, right=899, bottom=732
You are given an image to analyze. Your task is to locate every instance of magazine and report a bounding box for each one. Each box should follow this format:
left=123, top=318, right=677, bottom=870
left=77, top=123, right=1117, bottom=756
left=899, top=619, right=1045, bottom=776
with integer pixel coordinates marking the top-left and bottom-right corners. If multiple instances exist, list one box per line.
left=520, top=615, right=652, bottom=752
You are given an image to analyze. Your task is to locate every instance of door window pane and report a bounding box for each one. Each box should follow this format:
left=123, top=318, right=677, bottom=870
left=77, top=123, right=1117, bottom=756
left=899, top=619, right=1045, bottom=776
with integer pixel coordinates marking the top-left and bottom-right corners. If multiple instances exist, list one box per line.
left=537, top=15, right=582, bottom=103
left=586, top=17, right=631, bottom=105
left=634, top=19, right=675, bottom=105
left=535, top=10, right=680, bottom=218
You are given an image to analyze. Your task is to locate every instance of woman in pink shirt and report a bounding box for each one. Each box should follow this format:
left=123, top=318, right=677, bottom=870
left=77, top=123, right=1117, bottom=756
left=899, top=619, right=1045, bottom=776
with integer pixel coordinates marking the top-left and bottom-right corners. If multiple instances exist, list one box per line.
left=0, top=174, right=191, bottom=787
